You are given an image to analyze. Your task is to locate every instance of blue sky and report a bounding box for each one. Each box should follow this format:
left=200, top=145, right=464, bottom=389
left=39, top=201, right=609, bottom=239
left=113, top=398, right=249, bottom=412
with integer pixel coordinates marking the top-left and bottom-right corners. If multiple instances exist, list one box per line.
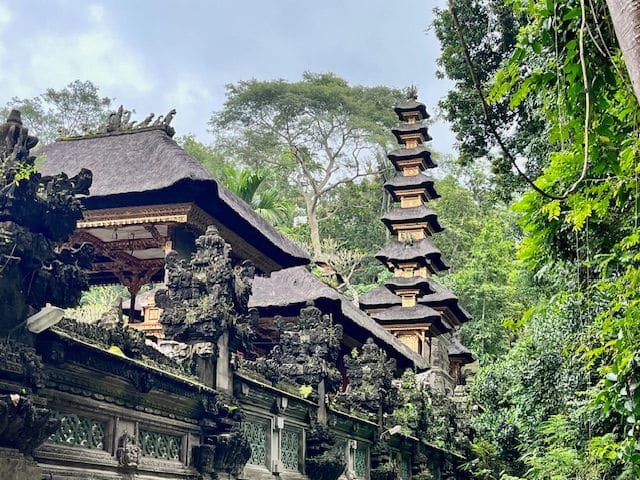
left=0, top=1, right=456, bottom=153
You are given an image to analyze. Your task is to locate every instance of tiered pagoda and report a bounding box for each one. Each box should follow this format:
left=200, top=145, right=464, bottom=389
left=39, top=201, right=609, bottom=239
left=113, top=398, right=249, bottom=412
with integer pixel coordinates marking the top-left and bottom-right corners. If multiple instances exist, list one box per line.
left=360, top=87, right=473, bottom=390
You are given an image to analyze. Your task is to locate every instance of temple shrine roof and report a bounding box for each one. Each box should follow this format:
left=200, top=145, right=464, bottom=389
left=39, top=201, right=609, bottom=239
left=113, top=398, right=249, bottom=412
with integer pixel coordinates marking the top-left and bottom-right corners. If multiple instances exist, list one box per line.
left=375, top=238, right=448, bottom=272
left=387, top=146, right=437, bottom=169
left=40, top=124, right=308, bottom=273
left=393, top=100, right=429, bottom=121
left=383, top=173, right=439, bottom=201
left=391, top=122, right=431, bottom=143
left=381, top=205, right=444, bottom=232
left=369, top=305, right=450, bottom=335
left=249, top=266, right=430, bottom=370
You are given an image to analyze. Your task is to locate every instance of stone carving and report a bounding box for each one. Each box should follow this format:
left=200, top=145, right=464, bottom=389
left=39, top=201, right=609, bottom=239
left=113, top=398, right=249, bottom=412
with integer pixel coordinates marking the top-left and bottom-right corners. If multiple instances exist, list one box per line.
left=103, top=105, right=177, bottom=137
left=0, top=110, right=94, bottom=334
left=406, top=85, right=418, bottom=101
left=0, top=394, right=59, bottom=454
left=116, top=432, right=140, bottom=469
left=155, top=226, right=257, bottom=356
left=370, top=441, right=398, bottom=480
left=54, top=319, right=185, bottom=376
left=251, top=305, right=343, bottom=395
left=194, top=394, right=251, bottom=478
left=339, top=338, right=396, bottom=415
left=305, top=423, right=346, bottom=480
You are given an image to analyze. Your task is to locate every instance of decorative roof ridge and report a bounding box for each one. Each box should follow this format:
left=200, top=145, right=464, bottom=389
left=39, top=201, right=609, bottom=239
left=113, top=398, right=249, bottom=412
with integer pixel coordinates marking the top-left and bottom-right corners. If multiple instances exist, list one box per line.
left=61, top=105, right=177, bottom=141
left=59, top=125, right=174, bottom=142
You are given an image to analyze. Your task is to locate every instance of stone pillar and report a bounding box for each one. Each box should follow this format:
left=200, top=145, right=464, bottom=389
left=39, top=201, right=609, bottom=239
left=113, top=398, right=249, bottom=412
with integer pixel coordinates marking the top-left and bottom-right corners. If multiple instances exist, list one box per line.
left=216, top=331, right=232, bottom=393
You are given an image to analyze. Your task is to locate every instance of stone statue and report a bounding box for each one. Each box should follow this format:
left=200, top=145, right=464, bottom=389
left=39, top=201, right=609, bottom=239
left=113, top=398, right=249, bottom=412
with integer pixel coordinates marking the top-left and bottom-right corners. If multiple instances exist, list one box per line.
left=100, top=106, right=177, bottom=137
left=116, top=432, right=140, bottom=469
left=339, top=338, right=396, bottom=414
left=0, top=110, right=94, bottom=334
left=406, top=84, right=418, bottom=100
left=155, top=225, right=258, bottom=357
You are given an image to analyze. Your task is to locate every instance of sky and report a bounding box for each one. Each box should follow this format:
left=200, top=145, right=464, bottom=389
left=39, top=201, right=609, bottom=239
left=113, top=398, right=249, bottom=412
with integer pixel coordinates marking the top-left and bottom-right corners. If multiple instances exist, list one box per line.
left=0, top=0, right=457, bottom=153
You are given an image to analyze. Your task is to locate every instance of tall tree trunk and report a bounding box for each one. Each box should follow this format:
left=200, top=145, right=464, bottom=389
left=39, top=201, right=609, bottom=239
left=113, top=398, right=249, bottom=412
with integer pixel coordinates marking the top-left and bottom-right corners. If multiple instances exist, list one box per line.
left=607, top=0, right=640, bottom=103
left=305, top=196, right=322, bottom=258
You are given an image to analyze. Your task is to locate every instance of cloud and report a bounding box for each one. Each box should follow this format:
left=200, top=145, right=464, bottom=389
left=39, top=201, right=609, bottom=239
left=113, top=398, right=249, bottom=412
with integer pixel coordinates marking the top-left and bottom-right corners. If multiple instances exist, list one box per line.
left=0, top=2, right=153, bottom=98
left=165, top=77, right=215, bottom=107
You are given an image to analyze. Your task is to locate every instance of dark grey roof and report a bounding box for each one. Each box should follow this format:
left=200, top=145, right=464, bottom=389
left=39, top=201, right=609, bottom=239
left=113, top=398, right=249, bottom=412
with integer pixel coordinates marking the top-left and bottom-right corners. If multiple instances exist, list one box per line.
left=249, top=266, right=340, bottom=308
left=448, top=338, right=474, bottom=363
left=383, top=173, right=439, bottom=201
left=391, top=123, right=431, bottom=143
left=381, top=206, right=443, bottom=233
left=249, top=267, right=430, bottom=369
left=384, top=276, right=433, bottom=294
left=40, top=128, right=308, bottom=269
left=359, top=286, right=402, bottom=308
left=370, top=305, right=450, bottom=335
left=394, top=100, right=429, bottom=121
left=375, top=238, right=448, bottom=272
left=387, top=146, right=437, bottom=169
left=41, top=129, right=211, bottom=197
left=419, top=280, right=472, bottom=324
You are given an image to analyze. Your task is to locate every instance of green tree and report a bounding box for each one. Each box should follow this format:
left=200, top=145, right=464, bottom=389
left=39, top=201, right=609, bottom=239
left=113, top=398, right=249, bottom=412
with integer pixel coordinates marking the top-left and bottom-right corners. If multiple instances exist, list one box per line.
left=1, top=80, right=112, bottom=144
left=210, top=72, right=404, bottom=256
left=178, top=135, right=229, bottom=176
left=433, top=0, right=550, bottom=198
left=221, top=166, right=292, bottom=225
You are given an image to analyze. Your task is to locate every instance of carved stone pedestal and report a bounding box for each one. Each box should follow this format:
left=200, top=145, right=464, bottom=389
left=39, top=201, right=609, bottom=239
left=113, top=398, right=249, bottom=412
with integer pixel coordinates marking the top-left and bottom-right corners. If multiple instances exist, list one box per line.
left=0, top=447, right=42, bottom=480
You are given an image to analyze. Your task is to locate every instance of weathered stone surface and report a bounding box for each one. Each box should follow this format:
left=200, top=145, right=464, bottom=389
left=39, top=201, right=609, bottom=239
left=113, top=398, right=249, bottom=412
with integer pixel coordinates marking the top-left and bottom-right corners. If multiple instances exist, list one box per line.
left=305, top=423, right=346, bottom=480
left=0, top=109, right=93, bottom=333
left=0, top=448, right=42, bottom=480
left=156, top=226, right=257, bottom=351
left=339, top=338, right=396, bottom=415
left=0, top=394, right=59, bottom=454
left=250, top=305, right=343, bottom=394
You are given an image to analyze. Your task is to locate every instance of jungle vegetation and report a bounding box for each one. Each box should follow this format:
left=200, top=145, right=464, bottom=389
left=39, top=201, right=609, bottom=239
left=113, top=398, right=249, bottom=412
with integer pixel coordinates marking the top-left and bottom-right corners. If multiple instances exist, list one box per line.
left=10, top=0, right=640, bottom=474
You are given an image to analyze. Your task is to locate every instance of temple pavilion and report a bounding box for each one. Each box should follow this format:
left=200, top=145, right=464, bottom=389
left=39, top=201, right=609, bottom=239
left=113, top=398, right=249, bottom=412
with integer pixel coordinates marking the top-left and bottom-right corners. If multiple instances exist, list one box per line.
left=359, top=89, right=474, bottom=392
left=20, top=103, right=473, bottom=480
left=40, top=109, right=308, bottom=321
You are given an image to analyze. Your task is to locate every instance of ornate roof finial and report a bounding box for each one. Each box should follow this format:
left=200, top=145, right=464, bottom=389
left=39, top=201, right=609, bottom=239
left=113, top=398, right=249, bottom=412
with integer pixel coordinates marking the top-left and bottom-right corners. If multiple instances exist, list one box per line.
left=406, top=84, right=418, bottom=101
left=100, top=106, right=177, bottom=137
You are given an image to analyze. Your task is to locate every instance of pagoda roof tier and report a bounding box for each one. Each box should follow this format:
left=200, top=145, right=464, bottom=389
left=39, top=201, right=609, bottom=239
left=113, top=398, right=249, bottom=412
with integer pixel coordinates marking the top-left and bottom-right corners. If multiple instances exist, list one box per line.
left=360, top=286, right=402, bottom=309
left=249, top=266, right=430, bottom=370
left=419, top=281, right=472, bottom=325
left=369, top=305, right=450, bottom=335
left=391, top=123, right=431, bottom=144
left=360, top=282, right=471, bottom=326
left=394, top=100, right=429, bottom=121
left=384, top=276, right=434, bottom=296
left=383, top=173, right=440, bottom=202
left=41, top=128, right=309, bottom=274
left=381, top=206, right=444, bottom=233
left=387, top=146, right=437, bottom=170
left=375, top=238, right=448, bottom=273
left=448, top=338, right=475, bottom=364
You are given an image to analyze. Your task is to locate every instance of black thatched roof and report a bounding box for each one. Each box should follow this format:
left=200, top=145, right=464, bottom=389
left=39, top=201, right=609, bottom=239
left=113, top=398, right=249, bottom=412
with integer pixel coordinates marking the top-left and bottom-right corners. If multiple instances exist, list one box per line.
left=375, top=238, right=448, bottom=273
left=383, top=173, right=439, bottom=201
left=419, top=281, right=472, bottom=324
left=381, top=206, right=444, bottom=233
left=41, top=129, right=211, bottom=196
left=384, top=276, right=433, bottom=295
left=249, top=266, right=429, bottom=369
left=394, top=100, right=429, bottom=121
left=448, top=338, right=474, bottom=364
left=359, top=286, right=402, bottom=309
left=387, top=146, right=437, bottom=170
left=369, top=305, right=450, bottom=335
left=391, top=123, right=431, bottom=144
left=40, top=128, right=308, bottom=271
